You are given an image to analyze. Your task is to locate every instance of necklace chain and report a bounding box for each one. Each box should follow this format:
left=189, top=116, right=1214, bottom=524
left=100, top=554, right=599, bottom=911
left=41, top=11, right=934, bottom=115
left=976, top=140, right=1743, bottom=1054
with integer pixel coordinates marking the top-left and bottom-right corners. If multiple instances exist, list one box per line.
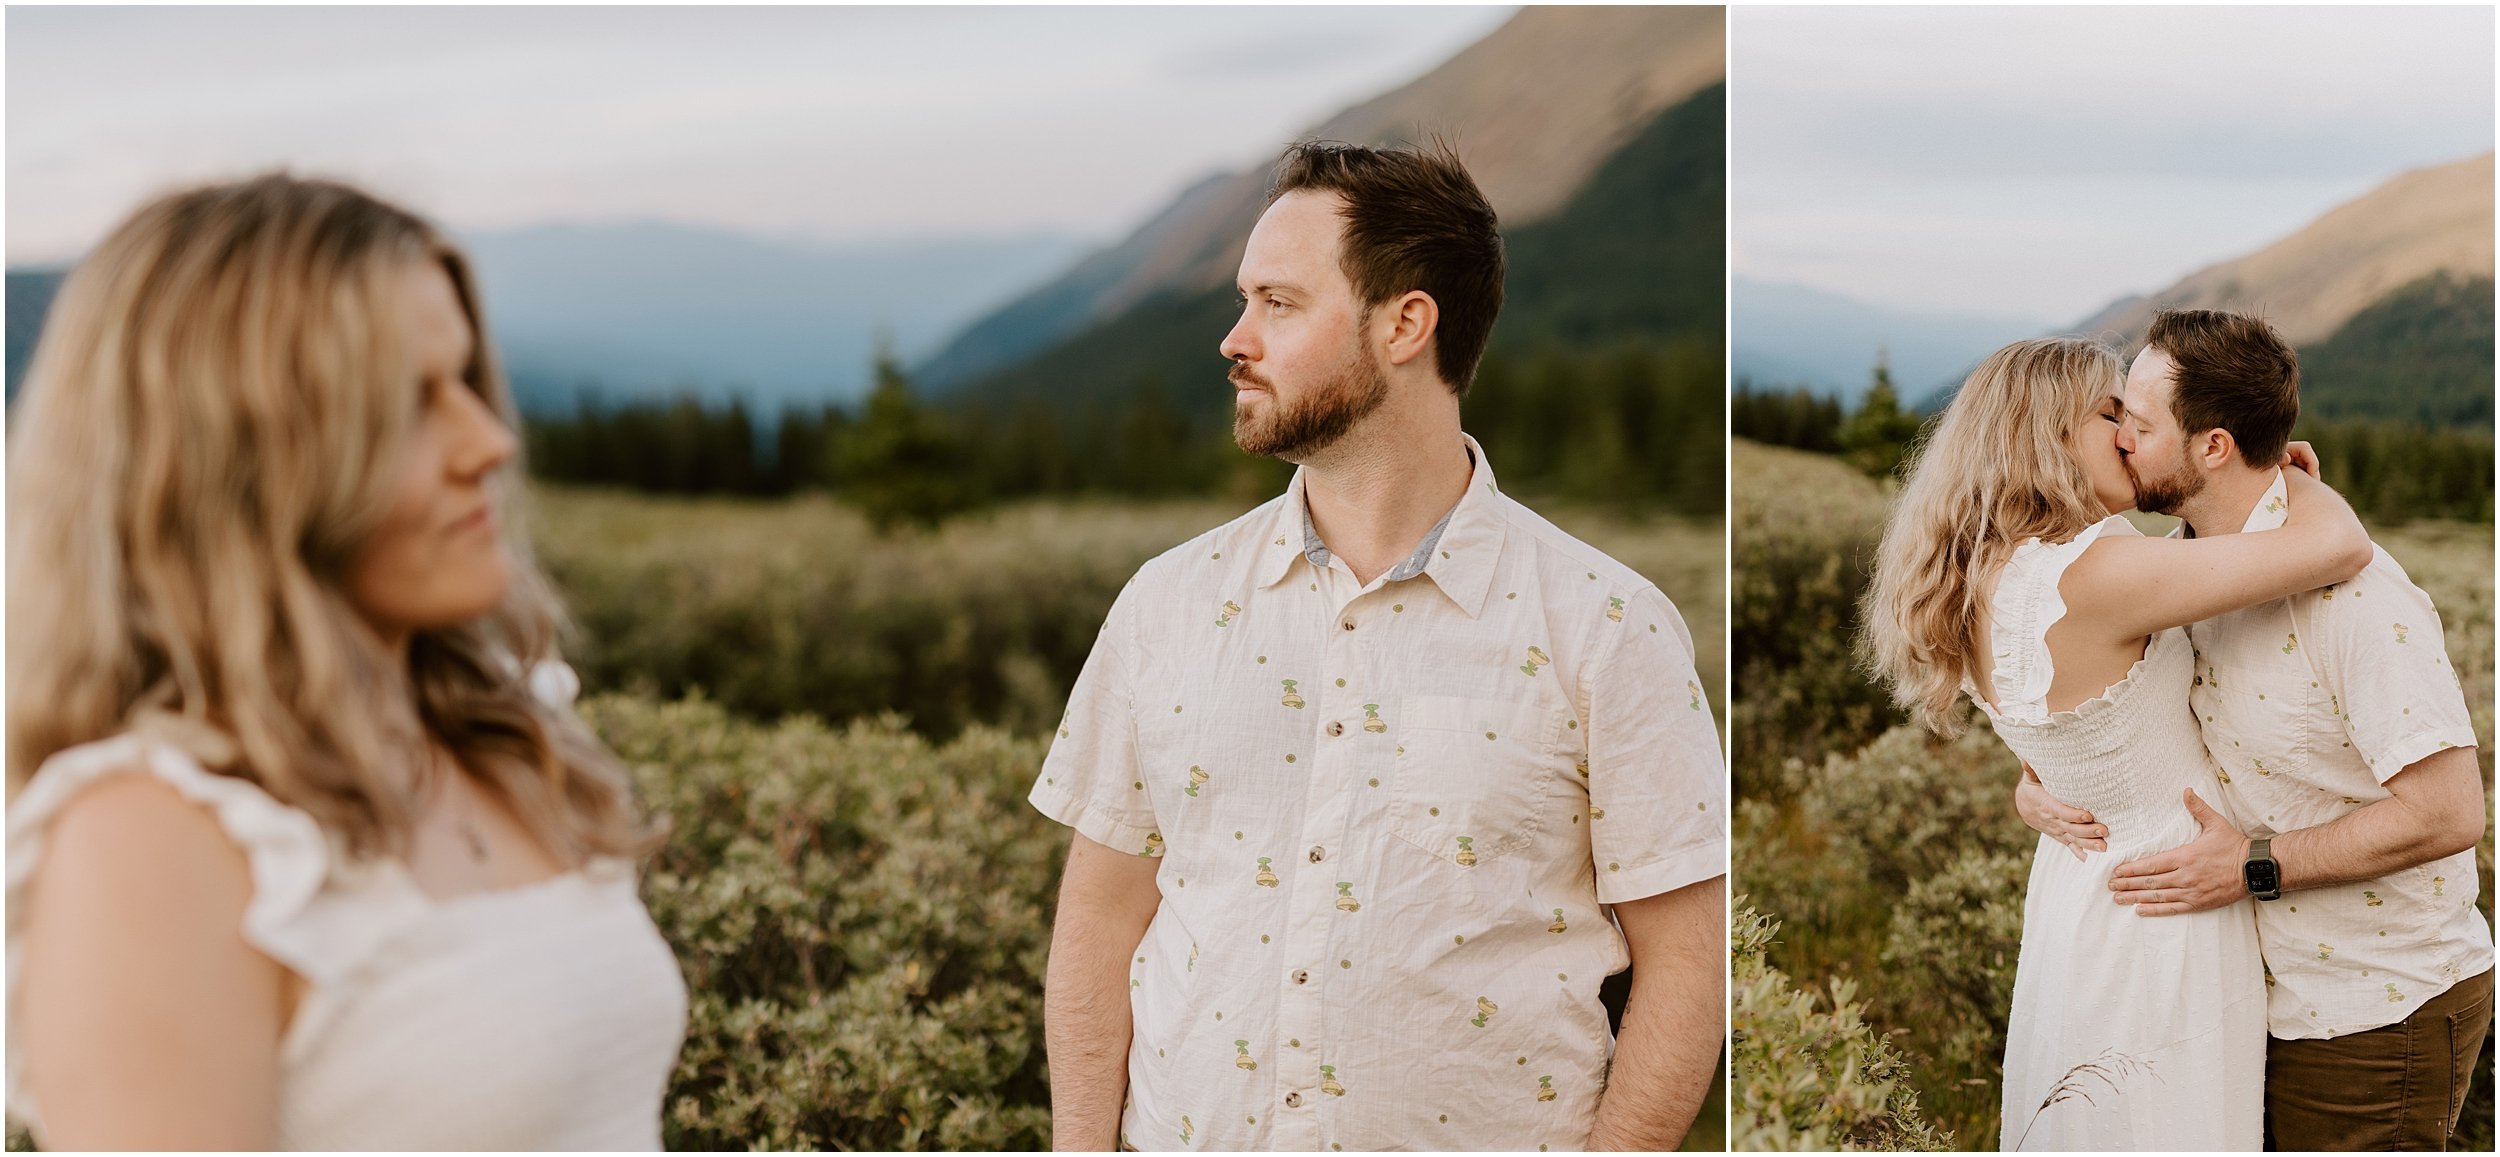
left=431, top=745, right=491, bottom=865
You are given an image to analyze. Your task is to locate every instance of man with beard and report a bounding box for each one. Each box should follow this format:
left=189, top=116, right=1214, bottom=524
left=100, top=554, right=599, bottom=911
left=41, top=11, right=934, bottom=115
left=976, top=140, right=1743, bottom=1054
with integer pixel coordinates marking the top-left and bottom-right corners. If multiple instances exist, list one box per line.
left=2018, top=308, right=2491, bottom=1150
left=1028, top=142, right=1725, bottom=1152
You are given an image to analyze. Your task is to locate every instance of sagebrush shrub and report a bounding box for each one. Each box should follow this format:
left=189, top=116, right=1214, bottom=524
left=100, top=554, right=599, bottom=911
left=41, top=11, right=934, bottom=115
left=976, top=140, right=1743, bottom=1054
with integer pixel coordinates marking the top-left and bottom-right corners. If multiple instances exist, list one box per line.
left=1730, top=902, right=1950, bottom=1152
left=588, top=693, right=1063, bottom=1150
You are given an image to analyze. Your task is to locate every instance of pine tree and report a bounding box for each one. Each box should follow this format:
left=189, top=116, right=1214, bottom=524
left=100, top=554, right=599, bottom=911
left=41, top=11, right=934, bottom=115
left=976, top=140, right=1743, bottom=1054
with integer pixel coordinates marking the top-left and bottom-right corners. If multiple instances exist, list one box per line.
left=830, top=344, right=983, bottom=532
left=1840, top=352, right=1925, bottom=479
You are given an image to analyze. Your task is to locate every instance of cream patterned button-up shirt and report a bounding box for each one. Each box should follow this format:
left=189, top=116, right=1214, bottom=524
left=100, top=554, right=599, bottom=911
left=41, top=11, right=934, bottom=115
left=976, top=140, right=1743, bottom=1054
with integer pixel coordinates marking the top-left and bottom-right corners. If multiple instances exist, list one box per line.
left=1029, top=435, right=1725, bottom=1152
left=2185, top=469, right=2492, bottom=1039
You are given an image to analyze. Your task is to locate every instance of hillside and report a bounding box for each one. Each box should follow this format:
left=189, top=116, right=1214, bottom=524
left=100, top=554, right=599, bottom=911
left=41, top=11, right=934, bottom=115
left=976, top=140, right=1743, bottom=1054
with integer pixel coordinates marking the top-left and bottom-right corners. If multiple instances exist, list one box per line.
left=2297, top=271, right=2495, bottom=427
left=946, top=80, right=1727, bottom=420
left=919, top=5, right=1726, bottom=387
left=2072, top=154, right=2495, bottom=429
left=4, top=268, right=66, bottom=402
left=2077, top=152, right=2493, bottom=347
left=1730, top=278, right=2054, bottom=404
left=3, top=226, right=1087, bottom=413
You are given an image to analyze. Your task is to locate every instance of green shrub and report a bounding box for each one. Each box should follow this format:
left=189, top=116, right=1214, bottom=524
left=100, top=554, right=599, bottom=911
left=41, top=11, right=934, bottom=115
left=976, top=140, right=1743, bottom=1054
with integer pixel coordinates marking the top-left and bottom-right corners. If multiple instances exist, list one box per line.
left=1877, top=849, right=2027, bottom=1140
left=588, top=692, right=1063, bottom=1150
left=1730, top=440, right=1903, bottom=795
left=535, top=488, right=1727, bottom=743
left=1739, top=505, right=2495, bottom=1147
left=1731, top=902, right=1950, bottom=1152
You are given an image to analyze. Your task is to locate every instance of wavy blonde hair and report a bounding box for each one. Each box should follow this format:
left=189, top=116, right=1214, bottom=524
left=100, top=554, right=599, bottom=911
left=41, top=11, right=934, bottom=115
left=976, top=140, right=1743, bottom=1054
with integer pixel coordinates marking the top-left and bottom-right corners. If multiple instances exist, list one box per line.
left=1862, top=338, right=2123, bottom=737
left=7, top=174, right=652, bottom=863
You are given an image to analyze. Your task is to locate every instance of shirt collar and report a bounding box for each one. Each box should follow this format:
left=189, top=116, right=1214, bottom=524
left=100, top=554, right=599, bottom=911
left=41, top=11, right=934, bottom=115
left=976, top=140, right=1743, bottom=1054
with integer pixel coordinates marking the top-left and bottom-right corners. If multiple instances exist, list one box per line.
left=2241, top=468, right=2290, bottom=533
left=1254, top=433, right=1510, bottom=619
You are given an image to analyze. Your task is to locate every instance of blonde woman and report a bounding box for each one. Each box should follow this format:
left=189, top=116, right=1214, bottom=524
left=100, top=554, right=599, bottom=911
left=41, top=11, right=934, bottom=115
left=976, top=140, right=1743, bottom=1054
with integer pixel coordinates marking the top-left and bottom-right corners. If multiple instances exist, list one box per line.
left=1863, top=338, right=2370, bottom=1151
left=5, top=176, right=686, bottom=1149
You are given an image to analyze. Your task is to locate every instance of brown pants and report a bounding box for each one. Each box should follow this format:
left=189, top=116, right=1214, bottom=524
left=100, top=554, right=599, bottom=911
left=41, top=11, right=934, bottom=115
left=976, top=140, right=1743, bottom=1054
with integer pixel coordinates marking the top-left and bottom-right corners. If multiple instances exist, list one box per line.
left=2265, top=967, right=2494, bottom=1151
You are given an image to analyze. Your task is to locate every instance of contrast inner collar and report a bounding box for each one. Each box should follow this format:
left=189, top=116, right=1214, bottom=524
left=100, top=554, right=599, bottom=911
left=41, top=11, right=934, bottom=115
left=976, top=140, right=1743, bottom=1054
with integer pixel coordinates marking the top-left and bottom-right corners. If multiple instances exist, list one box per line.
left=2240, top=468, right=2290, bottom=534
left=1255, top=434, right=1508, bottom=618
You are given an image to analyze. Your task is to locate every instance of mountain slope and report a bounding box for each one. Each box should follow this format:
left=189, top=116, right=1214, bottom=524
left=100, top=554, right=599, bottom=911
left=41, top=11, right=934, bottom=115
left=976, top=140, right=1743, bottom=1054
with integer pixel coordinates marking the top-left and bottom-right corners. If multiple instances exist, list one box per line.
left=4, top=267, right=66, bottom=401
left=919, top=4, right=1725, bottom=387
left=2297, top=271, right=2493, bottom=427
left=949, top=80, right=1727, bottom=420
left=2076, top=151, right=2494, bottom=348
left=5, top=227, right=1086, bottom=413
left=1731, top=278, right=2054, bottom=404
left=461, top=224, right=1085, bottom=411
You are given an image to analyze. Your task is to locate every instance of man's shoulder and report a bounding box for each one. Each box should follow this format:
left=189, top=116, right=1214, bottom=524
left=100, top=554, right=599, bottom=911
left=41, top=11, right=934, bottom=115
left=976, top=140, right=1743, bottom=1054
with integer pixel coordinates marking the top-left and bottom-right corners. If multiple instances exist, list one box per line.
left=1125, top=494, right=1291, bottom=592
left=1487, top=491, right=1658, bottom=599
left=2297, top=540, right=2439, bottom=626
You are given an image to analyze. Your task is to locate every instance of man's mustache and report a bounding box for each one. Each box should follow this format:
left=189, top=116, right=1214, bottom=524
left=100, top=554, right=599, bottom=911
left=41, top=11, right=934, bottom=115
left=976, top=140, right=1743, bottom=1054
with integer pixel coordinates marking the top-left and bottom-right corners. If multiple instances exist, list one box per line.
left=1228, top=362, right=1273, bottom=392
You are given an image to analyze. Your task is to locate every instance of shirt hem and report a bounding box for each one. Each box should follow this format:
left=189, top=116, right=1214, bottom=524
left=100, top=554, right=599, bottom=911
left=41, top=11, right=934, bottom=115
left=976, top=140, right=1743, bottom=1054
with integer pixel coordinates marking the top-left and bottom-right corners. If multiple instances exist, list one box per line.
left=1028, top=779, right=1161, bottom=857
left=1594, top=839, right=1725, bottom=905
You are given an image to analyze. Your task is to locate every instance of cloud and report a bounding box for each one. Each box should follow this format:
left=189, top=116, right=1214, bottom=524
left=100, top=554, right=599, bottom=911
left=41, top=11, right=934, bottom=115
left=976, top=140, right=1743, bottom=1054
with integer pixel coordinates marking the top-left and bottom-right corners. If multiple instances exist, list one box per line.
left=5, top=6, right=1513, bottom=264
left=1730, top=5, right=2493, bottom=319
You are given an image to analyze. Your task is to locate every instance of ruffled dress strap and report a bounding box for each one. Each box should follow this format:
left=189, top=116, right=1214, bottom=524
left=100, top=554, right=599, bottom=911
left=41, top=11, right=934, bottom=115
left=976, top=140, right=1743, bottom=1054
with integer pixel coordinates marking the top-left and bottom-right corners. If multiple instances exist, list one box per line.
left=1984, top=515, right=2130, bottom=723
left=3, top=735, right=413, bottom=1131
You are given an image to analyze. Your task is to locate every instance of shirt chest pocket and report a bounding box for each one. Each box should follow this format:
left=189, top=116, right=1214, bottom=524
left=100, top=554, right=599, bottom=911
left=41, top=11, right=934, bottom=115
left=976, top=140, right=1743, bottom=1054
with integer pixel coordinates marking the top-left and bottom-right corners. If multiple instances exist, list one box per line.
left=2195, top=656, right=2320, bottom=787
left=1388, top=695, right=1569, bottom=867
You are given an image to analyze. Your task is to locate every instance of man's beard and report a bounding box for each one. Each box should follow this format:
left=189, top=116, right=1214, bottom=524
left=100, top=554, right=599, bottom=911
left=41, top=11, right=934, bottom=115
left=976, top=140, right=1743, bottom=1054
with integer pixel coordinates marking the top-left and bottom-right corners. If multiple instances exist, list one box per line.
left=1230, top=343, right=1389, bottom=460
left=2126, top=450, right=2205, bottom=515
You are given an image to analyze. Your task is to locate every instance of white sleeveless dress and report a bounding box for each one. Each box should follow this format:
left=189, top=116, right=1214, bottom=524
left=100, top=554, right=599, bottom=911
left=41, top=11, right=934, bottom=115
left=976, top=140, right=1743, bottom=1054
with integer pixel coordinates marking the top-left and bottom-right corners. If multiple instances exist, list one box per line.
left=1975, top=516, right=2265, bottom=1151
left=5, top=713, right=688, bottom=1148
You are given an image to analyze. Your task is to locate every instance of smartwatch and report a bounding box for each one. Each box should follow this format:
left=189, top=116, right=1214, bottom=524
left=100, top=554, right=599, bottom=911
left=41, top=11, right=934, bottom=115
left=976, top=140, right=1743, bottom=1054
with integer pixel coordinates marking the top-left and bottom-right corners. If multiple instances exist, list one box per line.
left=2243, top=837, right=2281, bottom=901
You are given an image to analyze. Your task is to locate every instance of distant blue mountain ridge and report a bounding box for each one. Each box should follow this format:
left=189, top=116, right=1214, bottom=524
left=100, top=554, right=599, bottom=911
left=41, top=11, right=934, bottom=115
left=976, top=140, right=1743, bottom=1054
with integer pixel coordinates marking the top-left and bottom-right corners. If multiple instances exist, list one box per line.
left=5, top=221, right=1090, bottom=413
left=1731, top=277, right=2057, bottom=407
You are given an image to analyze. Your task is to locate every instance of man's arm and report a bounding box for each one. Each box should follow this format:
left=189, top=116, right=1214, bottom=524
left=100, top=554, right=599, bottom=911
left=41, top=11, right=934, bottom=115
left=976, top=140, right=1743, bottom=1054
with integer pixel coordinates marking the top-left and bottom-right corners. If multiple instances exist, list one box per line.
left=1044, top=831, right=1163, bottom=1151
left=2108, top=746, right=2485, bottom=915
left=1586, top=875, right=1725, bottom=1151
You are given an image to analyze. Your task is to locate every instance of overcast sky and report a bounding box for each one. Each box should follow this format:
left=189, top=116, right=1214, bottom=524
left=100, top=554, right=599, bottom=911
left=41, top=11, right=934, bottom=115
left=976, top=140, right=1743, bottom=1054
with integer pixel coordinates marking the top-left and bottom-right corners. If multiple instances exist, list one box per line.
left=6, top=5, right=1515, bottom=265
left=1733, top=5, right=2494, bottom=323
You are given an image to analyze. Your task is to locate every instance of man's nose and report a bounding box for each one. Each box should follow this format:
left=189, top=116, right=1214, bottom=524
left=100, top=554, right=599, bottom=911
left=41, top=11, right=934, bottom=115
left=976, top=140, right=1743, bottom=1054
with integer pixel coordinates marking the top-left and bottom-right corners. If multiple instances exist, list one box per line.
left=1219, top=307, right=1257, bottom=364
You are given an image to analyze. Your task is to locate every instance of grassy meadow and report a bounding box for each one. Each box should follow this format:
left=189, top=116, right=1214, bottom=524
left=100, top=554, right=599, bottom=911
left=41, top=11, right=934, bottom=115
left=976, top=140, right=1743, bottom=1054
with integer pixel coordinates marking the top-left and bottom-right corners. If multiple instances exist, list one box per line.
left=526, top=483, right=1728, bottom=1150
left=1728, top=438, right=2497, bottom=1150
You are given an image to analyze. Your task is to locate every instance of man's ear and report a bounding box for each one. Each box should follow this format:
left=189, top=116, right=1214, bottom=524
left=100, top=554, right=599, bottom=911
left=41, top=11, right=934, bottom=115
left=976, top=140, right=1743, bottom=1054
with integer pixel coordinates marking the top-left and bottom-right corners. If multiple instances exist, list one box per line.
left=1378, top=290, right=1439, bottom=370
left=2191, top=426, right=2239, bottom=471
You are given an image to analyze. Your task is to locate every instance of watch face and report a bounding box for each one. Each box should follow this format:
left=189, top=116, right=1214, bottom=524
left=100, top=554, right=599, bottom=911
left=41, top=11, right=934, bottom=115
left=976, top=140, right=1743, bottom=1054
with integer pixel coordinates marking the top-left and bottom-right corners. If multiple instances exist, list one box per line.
left=2245, top=860, right=2280, bottom=893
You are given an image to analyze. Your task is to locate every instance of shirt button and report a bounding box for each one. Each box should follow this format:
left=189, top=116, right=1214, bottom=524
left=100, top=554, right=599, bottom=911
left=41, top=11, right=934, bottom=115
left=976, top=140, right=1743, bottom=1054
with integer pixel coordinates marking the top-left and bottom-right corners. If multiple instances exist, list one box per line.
left=1292, top=969, right=1310, bottom=984
left=1327, top=721, right=1345, bottom=737
left=1308, top=846, right=1325, bottom=863
left=1285, top=1092, right=1303, bottom=1108
left=1341, top=621, right=1356, bottom=632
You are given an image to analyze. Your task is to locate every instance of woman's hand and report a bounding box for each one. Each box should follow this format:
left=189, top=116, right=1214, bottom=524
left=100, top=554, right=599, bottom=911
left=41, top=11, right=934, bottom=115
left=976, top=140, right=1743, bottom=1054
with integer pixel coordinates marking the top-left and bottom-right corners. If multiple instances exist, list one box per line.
left=2014, top=761, right=2108, bottom=861
left=2282, top=440, right=2321, bottom=478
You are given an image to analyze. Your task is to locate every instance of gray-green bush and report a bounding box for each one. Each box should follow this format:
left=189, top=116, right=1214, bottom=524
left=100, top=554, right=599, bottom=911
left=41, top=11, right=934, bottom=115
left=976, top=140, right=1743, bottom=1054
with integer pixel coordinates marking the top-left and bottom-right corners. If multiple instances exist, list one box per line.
left=1730, top=902, right=1950, bottom=1152
left=590, top=693, right=1062, bottom=1150
left=1735, top=443, right=2497, bottom=1148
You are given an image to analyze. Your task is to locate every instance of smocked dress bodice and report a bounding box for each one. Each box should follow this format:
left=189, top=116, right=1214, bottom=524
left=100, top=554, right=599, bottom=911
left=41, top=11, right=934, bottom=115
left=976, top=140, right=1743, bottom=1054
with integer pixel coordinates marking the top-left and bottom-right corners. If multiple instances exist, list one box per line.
left=1971, top=515, right=2265, bottom=1151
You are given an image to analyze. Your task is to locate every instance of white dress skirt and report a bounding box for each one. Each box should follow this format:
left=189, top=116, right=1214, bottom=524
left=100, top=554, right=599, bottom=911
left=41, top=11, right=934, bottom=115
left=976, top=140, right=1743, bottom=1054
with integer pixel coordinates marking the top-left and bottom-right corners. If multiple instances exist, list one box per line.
left=1974, top=516, right=2266, bottom=1152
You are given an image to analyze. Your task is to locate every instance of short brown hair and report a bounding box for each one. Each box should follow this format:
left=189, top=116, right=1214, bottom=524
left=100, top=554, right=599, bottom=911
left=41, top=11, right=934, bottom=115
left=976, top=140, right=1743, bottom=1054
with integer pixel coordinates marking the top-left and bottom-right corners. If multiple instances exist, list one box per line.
left=1268, top=141, right=1504, bottom=397
left=2145, top=309, right=2300, bottom=466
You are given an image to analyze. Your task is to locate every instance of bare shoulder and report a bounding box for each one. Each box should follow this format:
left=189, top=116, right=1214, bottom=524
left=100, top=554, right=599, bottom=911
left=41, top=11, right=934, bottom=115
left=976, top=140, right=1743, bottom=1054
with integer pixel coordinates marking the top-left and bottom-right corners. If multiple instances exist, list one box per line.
left=32, top=766, right=255, bottom=922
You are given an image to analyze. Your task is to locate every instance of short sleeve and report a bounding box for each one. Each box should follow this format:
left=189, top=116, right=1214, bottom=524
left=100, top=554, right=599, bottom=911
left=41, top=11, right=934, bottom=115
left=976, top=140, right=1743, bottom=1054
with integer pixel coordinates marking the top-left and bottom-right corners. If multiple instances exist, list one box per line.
left=1584, top=584, right=1727, bottom=904
left=1027, top=578, right=1163, bottom=857
left=2308, top=552, right=2479, bottom=784
left=6, top=736, right=340, bottom=1128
